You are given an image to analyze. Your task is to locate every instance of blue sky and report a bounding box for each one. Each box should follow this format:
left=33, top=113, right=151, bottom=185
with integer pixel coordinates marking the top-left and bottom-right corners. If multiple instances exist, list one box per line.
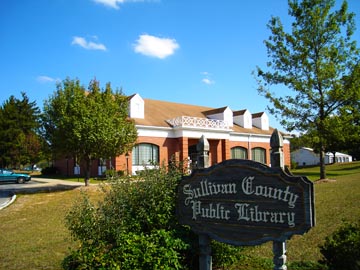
left=1, top=0, right=359, bottom=131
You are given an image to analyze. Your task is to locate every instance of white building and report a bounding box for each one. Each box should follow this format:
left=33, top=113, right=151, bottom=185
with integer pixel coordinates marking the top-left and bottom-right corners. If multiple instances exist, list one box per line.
left=291, top=147, right=353, bottom=166
left=326, top=152, right=353, bottom=164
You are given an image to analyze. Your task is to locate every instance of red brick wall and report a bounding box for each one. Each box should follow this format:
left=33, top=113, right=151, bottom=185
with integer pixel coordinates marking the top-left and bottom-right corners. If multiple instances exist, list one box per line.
left=222, top=139, right=231, bottom=160
left=127, top=136, right=181, bottom=172
left=114, top=155, right=128, bottom=173
left=54, top=135, right=291, bottom=176
left=228, top=141, right=272, bottom=166
left=54, top=157, right=111, bottom=177
left=283, top=142, right=291, bottom=167
left=118, top=137, right=290, bottom=174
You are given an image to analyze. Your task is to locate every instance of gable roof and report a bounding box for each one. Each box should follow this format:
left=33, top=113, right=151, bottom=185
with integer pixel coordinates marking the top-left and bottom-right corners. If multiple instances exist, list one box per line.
left=252, top=112, right=265, bottom=118
left=203, top=106, right=229, bottom=115
left=233, top=109, right=248, bottom=116
left=132, top=98, right=274, bottom=135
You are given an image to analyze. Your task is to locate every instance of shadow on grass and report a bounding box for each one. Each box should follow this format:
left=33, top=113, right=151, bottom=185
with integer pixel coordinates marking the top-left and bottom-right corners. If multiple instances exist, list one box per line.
left=336, top=165, right=360, bottom=171
left=33, top=174, right=106, bottom=184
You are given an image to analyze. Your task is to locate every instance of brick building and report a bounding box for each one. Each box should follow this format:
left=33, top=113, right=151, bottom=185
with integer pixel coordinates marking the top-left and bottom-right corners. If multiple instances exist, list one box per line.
left=54, top=93, right=291, bottom=176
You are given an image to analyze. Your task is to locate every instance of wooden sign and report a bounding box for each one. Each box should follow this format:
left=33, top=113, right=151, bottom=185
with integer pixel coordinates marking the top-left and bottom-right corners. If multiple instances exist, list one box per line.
left=176, top=159, right=315, bottom=246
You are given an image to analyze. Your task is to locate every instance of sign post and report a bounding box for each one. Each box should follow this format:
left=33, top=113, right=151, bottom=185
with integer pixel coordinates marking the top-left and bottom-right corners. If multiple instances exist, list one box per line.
left=271, top=129, right=287, bottom=270
left=196, top=135, right=212, bottom=270
left=177, top=130, right=315, bottom=269
left=199, top=233, right=212, bottom=270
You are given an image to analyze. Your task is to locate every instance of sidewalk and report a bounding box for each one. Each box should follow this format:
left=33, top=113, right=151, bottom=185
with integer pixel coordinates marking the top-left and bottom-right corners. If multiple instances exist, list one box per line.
left=0, top=177, right=88, bottom=210
left=0, top=191, right=16, bottom=210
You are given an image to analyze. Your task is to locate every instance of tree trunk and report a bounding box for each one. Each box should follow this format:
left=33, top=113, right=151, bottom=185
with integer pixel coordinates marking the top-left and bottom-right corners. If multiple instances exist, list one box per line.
left=84, top=171, right=90, bottom=186
left=84, top=157, right=91, bottom=186
left=320, top=149, right=327, bottom=180
left=319, top=117, right=327, bottom=179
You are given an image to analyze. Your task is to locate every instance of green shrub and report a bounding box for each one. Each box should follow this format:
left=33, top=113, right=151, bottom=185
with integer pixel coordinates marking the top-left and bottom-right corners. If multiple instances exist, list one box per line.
left=62, top=231, right=188, bottom=270
left=291, top=160, right=298, bottom=170
left=103, top=169, right=124, bottom=178
left=288, top=261, right=327, bottom=270
left=104, top=169, right=116, bottom=178
left=211, top=241, right=243, bottom=269
left=62, top=242, right=121, bottom=270
left=319, top=220, right=360, bottom=270
left=63, top=161, right=243, bottom=269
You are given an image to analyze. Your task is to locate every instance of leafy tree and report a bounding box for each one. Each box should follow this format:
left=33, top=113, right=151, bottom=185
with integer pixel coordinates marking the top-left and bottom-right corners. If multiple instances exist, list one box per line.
left=290, top=103, right=359, bottom=162
left=0, top=92, right=41, bottom=168
left=339, top=65, right=360, bottom=160
left=41, top=78, right=137, bottom=185
left=255, top=0, right=359, bottom=179
left=342, top=108, right=360, bottom=160
left=289, top=133, right=313, bottom=152
left=322, top=116, right=349, bottom=162
left=300, top=116, right=349, bottom=164
left=23, top=132, right=46, bottom=168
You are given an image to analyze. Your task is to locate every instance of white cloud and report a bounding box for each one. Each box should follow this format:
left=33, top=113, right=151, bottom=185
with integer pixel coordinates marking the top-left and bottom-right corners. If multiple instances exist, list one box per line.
left=201, top=72, right=215, bottom=85
left=133, top=34, right=179, bottom=59
left=202, top=78, right=214, bottom=85
left=71, top=36, right=107, bottom=51
left=93, top=0, right=152, bottom=9
left=93, top=0, right=124, bottom=9
left=37, top=76, right=60, bottom=83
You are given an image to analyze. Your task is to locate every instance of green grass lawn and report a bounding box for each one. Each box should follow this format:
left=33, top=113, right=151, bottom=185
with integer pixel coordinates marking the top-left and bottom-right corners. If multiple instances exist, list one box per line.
left=1, top=162, right=359, bottom=270
left=235, top=161, right=360, bottom=269
left=292, top=161, right=360, bottom=181
left=0, top=191, right=77, bottom=270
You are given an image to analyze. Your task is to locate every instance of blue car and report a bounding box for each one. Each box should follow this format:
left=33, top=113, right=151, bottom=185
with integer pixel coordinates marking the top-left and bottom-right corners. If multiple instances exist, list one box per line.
left=0, top=169, right=31, bottom=184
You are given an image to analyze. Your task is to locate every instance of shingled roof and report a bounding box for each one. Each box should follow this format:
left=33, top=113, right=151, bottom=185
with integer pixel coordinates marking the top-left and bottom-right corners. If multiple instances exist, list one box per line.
left=131, top=98, right=274, bottom=135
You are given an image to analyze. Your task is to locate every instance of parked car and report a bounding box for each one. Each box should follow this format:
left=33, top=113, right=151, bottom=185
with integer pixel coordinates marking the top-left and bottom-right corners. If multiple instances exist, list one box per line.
left=0, top=169, right=31, bottom=184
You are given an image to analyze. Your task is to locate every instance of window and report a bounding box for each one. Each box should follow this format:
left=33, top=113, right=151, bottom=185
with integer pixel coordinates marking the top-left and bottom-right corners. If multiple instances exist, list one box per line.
left=132, top=143, right=159, bottom=165
left=251, top=147, right=266, bottom=164
left=231, top=147, right=248, bottom=159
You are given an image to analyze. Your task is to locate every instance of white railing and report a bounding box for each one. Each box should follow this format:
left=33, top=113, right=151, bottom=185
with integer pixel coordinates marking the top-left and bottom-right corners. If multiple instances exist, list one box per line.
left=166, top=116, right=230, bottom=130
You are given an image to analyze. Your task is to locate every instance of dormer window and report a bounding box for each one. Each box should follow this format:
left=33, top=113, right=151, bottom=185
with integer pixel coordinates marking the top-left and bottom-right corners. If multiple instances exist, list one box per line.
left=128, top=93, right=144, bottom=119
left=233, top=109, right=252, bottom=129
left=252, top=112, right=269, bottom=130
left=203, top=106, right=233, bottom=127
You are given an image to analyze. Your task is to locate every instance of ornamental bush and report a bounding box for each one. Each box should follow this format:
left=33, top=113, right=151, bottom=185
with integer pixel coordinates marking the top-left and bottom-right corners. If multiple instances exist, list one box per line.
left=319, top=220, right=360, bottom=270
left=63, top=160, right=242, bottom=269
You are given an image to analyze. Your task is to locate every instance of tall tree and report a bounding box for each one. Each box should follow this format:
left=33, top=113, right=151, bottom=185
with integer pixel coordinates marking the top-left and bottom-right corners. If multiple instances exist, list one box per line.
left=255, top=0, right=359, bottom=179
left=23, top=132, right=45, bottom=168
left=341, top=63, right=360, bottom=160
left=41, top=78, right=138, bottom=186
left=0, top=93, right=40, bottom=168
